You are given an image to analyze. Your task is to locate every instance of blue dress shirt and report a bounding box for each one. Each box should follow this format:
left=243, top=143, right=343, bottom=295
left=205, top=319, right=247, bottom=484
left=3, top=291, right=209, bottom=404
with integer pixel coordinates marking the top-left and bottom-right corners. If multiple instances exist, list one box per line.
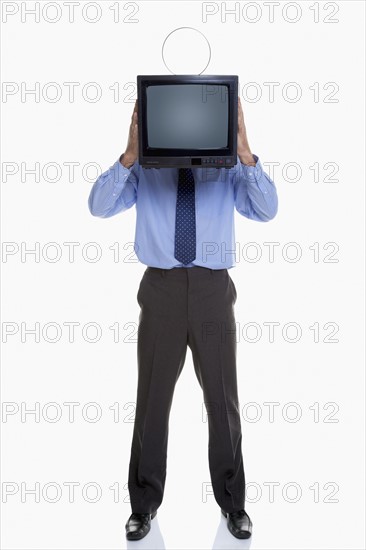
left=88, top=154, right=278, bottom=269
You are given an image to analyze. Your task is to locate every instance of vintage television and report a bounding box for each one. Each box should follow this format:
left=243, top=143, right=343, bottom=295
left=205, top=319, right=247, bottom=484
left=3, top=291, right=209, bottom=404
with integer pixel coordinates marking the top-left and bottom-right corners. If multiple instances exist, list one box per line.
left=137, top=75, right=238, bottom=169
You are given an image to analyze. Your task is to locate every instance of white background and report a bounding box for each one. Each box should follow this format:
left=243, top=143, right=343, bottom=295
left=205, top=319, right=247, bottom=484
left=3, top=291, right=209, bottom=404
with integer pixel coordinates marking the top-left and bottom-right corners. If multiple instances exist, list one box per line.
left=1, top=1, right=365, bottom=549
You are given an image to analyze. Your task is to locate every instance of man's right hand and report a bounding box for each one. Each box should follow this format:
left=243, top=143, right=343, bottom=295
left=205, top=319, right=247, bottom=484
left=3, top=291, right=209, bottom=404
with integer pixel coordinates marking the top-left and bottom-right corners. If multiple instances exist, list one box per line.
left=120, top=99, right=138, bottom=167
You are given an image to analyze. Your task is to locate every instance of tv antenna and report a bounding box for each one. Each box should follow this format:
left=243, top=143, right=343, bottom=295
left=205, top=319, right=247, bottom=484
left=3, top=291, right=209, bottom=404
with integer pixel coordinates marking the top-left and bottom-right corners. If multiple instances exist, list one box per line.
left=161, top=27, right=212, bottom=75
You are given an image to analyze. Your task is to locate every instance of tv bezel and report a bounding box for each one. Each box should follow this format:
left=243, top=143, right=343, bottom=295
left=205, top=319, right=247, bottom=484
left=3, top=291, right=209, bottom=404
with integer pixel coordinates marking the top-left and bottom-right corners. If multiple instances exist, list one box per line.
left=137, top=75, right=238, bottom=169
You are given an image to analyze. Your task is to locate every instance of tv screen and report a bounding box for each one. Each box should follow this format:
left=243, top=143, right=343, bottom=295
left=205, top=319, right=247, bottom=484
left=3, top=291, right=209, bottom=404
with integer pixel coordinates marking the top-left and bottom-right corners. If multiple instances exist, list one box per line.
left=146, top=84, right=229, bottom=149
left=137, top=75, right=238, bottom=169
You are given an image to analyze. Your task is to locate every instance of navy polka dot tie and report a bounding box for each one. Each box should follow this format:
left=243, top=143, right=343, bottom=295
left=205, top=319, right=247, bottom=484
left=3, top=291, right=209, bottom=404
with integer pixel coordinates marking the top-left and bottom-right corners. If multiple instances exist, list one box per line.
left=174, top=168, right=196, bottom=265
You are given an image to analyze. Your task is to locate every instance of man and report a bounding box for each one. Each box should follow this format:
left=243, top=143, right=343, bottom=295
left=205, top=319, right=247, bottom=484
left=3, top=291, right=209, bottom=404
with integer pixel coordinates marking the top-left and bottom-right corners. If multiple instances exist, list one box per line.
left=88, top=97, right=278, bottom=541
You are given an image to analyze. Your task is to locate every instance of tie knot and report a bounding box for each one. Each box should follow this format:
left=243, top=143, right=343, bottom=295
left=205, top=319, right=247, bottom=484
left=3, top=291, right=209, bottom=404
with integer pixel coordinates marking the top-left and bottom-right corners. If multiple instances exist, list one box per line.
left=178, top=167, right=194, bottom=185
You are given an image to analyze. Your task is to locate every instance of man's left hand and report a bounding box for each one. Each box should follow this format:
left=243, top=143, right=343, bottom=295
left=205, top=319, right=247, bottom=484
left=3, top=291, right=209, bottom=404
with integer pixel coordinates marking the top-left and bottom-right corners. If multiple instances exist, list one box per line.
left=237, top=97, right=256, bottom=166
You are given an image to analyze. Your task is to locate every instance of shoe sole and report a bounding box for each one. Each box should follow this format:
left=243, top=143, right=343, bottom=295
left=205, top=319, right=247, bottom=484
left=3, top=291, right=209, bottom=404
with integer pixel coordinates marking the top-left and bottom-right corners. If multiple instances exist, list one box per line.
left=125, top=510, right=157, bottom=541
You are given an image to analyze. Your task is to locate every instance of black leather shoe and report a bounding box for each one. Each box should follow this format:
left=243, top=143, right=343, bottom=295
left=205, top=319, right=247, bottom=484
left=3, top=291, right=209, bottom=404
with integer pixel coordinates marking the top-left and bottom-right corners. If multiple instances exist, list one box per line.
left=125, top=510, right=157, bottom=540
left=221, top=508, right=252, bottom=539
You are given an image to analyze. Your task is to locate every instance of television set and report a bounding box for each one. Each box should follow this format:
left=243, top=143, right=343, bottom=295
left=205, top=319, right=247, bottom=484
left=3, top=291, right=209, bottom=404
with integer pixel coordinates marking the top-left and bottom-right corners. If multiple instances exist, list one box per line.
left=137, top=75, right=238, bottom=169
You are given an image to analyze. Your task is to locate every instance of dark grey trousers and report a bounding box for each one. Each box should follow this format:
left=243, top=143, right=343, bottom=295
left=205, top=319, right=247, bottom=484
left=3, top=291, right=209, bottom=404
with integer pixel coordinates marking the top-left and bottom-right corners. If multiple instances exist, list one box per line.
left=128, top=265, right=245, bottom=514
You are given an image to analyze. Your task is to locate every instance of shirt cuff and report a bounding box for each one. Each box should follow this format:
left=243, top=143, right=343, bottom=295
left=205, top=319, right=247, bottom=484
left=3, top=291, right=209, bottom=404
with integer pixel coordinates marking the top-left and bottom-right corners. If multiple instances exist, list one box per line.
left=110, top=156, right=133, bottom=188
left=238, top=153, right=264, bottom=179
left=237, top=154, right=271, bottom=195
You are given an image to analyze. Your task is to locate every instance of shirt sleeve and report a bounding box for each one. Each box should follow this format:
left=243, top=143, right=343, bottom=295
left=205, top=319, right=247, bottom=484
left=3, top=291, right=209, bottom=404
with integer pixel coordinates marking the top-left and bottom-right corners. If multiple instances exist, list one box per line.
left=88, top=157, right=138, bottom=218
left=231, top=154, right=278, bottom=222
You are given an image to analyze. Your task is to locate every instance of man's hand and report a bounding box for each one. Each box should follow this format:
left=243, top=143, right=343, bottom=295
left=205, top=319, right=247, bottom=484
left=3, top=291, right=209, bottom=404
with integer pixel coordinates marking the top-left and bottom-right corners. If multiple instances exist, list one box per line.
left=120, top=100, right=138, bottom=168
left=237, top=97, right=256, bottom=166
